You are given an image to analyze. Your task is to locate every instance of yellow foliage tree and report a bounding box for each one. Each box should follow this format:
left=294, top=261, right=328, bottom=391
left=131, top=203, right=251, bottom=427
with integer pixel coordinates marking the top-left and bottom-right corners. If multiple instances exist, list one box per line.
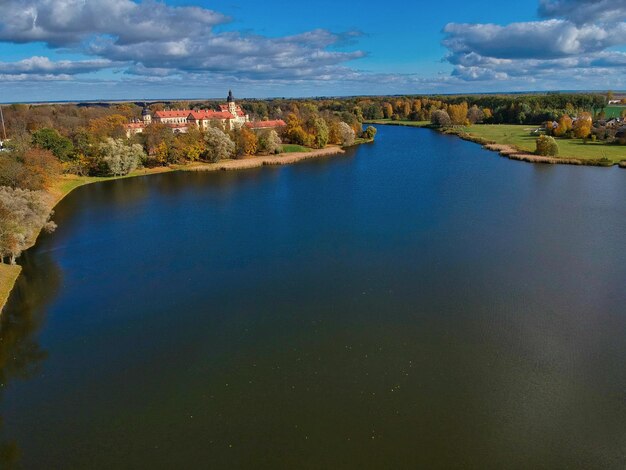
left=572, top=112, right=592, bottom=139
left=554, top=115, right=572, bottom=137
left=154, top=141, right=169, bottom=165
left=88, top=114, right=128, bottom=140
left=448, top=102, right=469, bottom=126
left=237, top=126, right=258, bottom=156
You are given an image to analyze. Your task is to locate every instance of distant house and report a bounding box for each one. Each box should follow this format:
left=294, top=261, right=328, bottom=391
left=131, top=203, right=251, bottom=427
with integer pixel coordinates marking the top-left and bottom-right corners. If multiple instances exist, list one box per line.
left=245, top=119, right=286, bottom=131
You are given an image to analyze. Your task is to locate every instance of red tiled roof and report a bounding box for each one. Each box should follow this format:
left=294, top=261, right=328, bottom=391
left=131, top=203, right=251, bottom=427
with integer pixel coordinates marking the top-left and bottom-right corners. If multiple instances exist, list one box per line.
left=188, top=110, right=233, bottom=120
left=154, top=110, right=191, bottom=118
left=219, top=104, right=246, bottom=117
left=124, top=122, right=145, bottom=129
left=245, top=120, right=286, bottom=129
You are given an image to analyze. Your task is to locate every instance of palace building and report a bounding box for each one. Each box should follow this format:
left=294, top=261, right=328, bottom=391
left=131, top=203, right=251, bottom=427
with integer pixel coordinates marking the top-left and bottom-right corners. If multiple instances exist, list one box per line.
left=124, top=90, right=252, bottom=137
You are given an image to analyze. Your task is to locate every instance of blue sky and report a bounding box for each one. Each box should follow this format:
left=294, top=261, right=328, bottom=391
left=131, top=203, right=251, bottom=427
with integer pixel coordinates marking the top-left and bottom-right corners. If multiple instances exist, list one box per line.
left=0, top=0, right=624, bottom=101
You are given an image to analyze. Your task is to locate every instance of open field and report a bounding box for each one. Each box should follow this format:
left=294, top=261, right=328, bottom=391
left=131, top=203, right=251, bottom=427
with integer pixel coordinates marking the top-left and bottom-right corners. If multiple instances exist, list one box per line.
left=463, top=124, right=626, bottom=163
left=604, top=106, right=626, bottom=119
left=0, top=264, right=21, bottom=312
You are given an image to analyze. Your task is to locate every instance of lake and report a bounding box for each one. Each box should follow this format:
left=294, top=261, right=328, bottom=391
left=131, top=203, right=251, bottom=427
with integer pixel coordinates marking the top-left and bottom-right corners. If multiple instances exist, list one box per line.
left=2, top=125, right=626, bottom=469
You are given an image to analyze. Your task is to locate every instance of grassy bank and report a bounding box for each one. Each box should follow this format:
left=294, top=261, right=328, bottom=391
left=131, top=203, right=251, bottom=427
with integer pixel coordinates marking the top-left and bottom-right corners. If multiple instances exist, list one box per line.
left=183, top=146, right=345, bottom=171
left=282, top=144, right=312, bottom=153
left=0, top=264, right=21, bottom=312
left=460, top=124, right=626, bottom=164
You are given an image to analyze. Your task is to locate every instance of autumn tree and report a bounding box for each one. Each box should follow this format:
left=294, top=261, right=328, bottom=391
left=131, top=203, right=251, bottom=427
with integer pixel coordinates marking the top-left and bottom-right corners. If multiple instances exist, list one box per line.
left=553, top=115, right=573, bottom=137
left=87, top=114, right=127, bottom=140
left=467, top=106, right=485, bottom=124
left=98, top=138, right=145, bottom=176
left=0, top=187, right=56, bottom=264
left=204, top=128, right=235, bottom=163
left=362, top=126, right=377, bottom=140
left=536, top=135, right=559, bottom=156
left=572, top=112, right=593, bottom=139
left=338, top=122, right=356, bottom=146
left=19, top=148, right=63, bottom=190
left=257, top=130, right=282, bottom=154
left=31, top=128, right=74, bottom=161
left=382, top=103, right=393, bottom=119
left=307, top=116, right=329, bottom=149
left=169, top=128, right=206, bottom=163
left=234, top=126, right=258, bottom=157
left=431, top=109, right=452, bottom=127
left=448, top=102, right=469, bottom=126
left=140, top=123, right=174, bottom=158
left=285, top=113, right=311, bottom=147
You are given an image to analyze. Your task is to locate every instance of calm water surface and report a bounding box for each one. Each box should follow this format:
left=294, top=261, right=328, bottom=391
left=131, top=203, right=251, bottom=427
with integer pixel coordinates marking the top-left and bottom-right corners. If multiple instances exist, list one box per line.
left=2, top=126, right=626, bottom=469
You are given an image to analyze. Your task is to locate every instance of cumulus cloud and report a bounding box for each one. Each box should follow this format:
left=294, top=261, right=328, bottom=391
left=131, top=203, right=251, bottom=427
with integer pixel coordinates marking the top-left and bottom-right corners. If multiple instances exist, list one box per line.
left=538, top=0, right=626, bottom=24
left=443, top=20, right=626, bottom=60
left=0, top=56, right=118, bottom=75
left=0, top=0, right=227, bottom=46
left=0, top=0, right=366, bottom=84
left=442, top=0, right=626, bottom=85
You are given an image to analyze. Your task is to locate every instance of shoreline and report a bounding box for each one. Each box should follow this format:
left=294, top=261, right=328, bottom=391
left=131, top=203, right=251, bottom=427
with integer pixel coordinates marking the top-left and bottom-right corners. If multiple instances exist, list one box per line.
left=0, top=145, right=348, bottom=312
left=368, top=122, right=625, bottom=167
left=448, top=130, right=618, bottom=167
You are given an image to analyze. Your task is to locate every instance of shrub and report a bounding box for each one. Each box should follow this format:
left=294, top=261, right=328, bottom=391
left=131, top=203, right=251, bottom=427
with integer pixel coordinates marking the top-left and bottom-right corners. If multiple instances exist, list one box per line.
left=536, top=135, right=559, bottom=156
left=431, top=110, right=452, bottom=128
left=362, top=126, right=377, bottom=140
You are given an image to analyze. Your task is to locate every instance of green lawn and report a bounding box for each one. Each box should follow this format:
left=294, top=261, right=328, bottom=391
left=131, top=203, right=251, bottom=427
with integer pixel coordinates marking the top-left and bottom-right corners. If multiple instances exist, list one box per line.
left=281, top=144, right=312, bottom=153
left=463, top=124, right=626, bottom=163
left=0, top=264, right=21, bottom=312
left=365, top=119, right=431, bottom=128
left=604, top=106, right=626, bottom=119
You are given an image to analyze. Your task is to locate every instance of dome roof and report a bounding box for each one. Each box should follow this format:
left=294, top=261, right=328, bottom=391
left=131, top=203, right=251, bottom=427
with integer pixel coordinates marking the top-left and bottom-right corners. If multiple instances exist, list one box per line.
left=227, top=90, right=235, bottom=103
left=141, top=107, right=150, bottom=116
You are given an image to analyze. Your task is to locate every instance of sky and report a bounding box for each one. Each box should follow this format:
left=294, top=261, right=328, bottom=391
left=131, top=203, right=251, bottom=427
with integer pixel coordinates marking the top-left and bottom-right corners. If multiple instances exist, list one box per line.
left=0, top=0, right=625, bottom=101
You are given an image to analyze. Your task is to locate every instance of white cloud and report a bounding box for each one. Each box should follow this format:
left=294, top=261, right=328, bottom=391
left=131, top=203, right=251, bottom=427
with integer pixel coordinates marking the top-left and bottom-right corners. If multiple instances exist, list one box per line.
left=0, top=56, right=118, bottom=75
left=0, top=0, right=227, bottom=46
left=538, top=0, right=626, bottom=24
left=0, top=0, right=366, bottom=83
left=442, top=0, right=626, bottom=85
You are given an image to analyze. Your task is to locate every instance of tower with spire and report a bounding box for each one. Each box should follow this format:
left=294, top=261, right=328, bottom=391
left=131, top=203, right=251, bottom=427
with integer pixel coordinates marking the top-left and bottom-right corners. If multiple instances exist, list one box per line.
left=141, top=103, right=152, bottom=125
left=227, top=90, right=236, bottom=115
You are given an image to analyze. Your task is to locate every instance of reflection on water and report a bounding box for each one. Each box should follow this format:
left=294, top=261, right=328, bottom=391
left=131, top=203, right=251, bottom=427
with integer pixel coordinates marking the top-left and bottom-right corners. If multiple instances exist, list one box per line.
left=0, top=251, right=61, bottom=468
left=1, top=127, right=626, bottom=469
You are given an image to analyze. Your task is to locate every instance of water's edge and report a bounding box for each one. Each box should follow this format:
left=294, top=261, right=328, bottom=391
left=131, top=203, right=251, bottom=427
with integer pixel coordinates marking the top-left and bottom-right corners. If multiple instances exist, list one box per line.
left=0, top=145, right=350, bottom=312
